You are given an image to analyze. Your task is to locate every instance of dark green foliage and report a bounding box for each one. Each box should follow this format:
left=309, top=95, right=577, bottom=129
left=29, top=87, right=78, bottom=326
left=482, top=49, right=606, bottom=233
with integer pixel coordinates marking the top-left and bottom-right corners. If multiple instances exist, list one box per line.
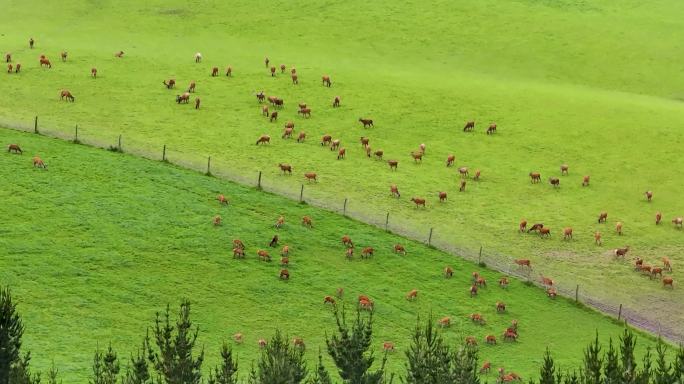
left=308, top=350, right=333, bottom=384
left=619, top=328, right=638, bottom=384
left=248, top=330, right=307, bottom=384
left=403, top=316, right=478, bottom=384
left=539, top=348, right=558, bottom=384
left=604, top=339, right=620, bottom=384
left=581, top=333, right=603, bottom=384
left=326, top=307, right=387, bottom=384
left=653, top=341, right=672, bottom=384
left=675, top=344, right=684, bottom=382
left=46, top=360, right=60, bottom=384
left=402, top=317, right=452, bottom=384
left=146, top=300, right=204, bottom=384
left=0, top=287, right=25, bottom=384
left=563, top=371, right=579, bottom=384
left=208, top=342, right=239, bottom=384
left=9, top=352, right=40, bottom=384
left=90, top=344, right=120, bottom=384
left=123, top=339, right=151, bottom=384
left=450, top=344, right=480, bottom=384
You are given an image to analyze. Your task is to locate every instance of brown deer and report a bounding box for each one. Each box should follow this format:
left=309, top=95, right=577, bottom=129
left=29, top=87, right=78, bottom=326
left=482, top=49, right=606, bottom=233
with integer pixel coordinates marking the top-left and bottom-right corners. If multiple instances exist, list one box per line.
left=463, top=121, right=475, bottom=132
left=322, top=75, right=331, bottom=87
left=359, top=118, right=374, bottom=128
left=582, top=175, right=590, bottom=186
left=560, top=164, right=569, bottom=175
left=529, top=172, right=541, bottom=183
left=256, top=135, right=270, bottom=145
left=410, top=197, right=426, bottom=208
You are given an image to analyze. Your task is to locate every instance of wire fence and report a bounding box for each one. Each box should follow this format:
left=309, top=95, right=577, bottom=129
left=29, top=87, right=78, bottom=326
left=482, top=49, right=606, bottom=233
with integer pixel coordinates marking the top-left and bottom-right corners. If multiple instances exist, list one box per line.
left=2, top=115, right=681, bottom=344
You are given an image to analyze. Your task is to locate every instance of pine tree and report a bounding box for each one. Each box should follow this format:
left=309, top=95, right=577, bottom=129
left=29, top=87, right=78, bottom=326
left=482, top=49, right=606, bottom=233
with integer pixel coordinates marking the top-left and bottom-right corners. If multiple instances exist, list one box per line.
left=147, top=300, right=204, bottom=384
left=403, top=316, right=452, bottom=384
left=308, top=350, right=333, bottom=384
left=539, top=348, right=558, bottom=384
left=636, top=347, right=651, bottom=384
left=581, top=333, right=603, bottom=384
left=249, top=330, right=307, bottom=384
left=123, top=339, right=151, bottom=384
left=674, top=344, right=684, bottom=382
left=450, top=344, right=480, bottom=384
left=0, top=286, right=25, bottom=384
left=46, top=360, right=61, bottom=384
left=564, top=371, right=579, bottom=384
left=326, top=306, right=388, bottom=384
left=90, top=344, right=119, bottom=384
left=8, top=352, right=40, bottom=384
left=619, top=329, right=637, bottom=384
left=603, top=339, right=620, bottom=384
left=652, top=341, right=672, bottom=384
left=208, top=342, right=239, bottom=384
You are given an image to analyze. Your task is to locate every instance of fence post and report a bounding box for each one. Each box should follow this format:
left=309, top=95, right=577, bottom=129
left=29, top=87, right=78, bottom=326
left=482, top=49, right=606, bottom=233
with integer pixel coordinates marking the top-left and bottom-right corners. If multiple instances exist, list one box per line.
left=617, top=304, right=623, bottom=321
left=385, top=212, right=389, bottom=231
left=162, top=145, right=166, bottom=161
left=206, top=156, right=211, bottom=175
left=575, top=285, right=579, bottom=302
left=34, top=116, right=38, bottom=134
left=74, top=125, right=79, bottom=143
left=299, top=184, right=304, bottom=203
left=118, top=135, right=122, bottom=151
left=257, top=171, right=262, bottom=189
left=428, top=228, right=433, bottom=246
left=343, top=198, right=347, bottom=216
left=478, top=246, right=483, bottom=264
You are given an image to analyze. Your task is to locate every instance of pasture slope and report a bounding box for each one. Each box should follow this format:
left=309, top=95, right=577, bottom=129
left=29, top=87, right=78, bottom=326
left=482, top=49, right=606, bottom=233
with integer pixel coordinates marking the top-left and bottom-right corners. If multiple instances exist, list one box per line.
left=0, top=129, right=663, bottom=382
left=1, top=0, right=683, bottom=355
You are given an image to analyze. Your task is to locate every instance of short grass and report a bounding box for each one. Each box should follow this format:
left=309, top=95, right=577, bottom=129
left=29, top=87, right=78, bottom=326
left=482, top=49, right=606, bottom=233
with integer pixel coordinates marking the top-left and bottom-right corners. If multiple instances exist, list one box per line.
left=0, top=129, right=663, bottom=382
left=1, top=0, right=683, bottom=344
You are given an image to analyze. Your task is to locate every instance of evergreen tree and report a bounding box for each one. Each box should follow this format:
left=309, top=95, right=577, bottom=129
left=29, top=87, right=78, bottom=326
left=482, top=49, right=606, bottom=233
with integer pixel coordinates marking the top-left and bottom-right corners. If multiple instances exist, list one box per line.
left=674, top=344, right=684, bottom=382
left=249, top=330, right=307, bottom=384
left=0, top=286, right=25, bottom=384
left=90, top=344, right=119, bottom=384
left=326, top=307, right=387, bottom=384
left=123, top=339, right=151, bottom=384
left=208, top=342, right=239, bottom=384
left=603, top=339, right=620, bottom=384
left=581, top=333, right=603, bottom=384
left=146, top=300, right=204, bottom=384
left=636, top=347, right=651, bottom=384
left=8, top=352, right=40, bottom=384
left=653, top=341, right=672, bottom=384
left=46, top=360, right=60, bottom=384
left=619, top=329, right=637, bottom=384
left=308, top=350, right=333, bottom=384
left=449, top=344, right=479, bottom=384
left=564, top=371, right=579, bottom=384
left=403, top=316, right=452, bottom=384
left=539, top=348, right=558, bottom=384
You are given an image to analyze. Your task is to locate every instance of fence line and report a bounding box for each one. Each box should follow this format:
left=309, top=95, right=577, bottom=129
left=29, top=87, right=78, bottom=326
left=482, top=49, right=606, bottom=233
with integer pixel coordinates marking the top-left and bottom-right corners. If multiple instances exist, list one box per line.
left=1, top=116, right=681, bottom=344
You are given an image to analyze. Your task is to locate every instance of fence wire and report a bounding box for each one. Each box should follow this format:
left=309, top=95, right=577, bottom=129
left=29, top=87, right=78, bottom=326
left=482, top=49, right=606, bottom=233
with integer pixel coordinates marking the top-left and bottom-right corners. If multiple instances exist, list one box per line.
left=2, top=116, right=681, bottom=344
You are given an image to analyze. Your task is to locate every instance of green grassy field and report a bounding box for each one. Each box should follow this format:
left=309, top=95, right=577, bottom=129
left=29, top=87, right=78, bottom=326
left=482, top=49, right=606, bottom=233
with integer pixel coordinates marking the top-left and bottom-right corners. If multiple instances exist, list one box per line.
left=0, top=129, right=663, bottom=382
left=1, top=0, right=683, bottom=363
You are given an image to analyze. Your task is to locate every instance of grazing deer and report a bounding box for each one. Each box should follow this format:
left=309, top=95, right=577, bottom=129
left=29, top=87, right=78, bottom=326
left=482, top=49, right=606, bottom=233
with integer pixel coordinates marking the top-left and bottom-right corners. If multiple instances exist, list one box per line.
left=519, top=220, right=527, bottom=233
left=256, top=135, right=270, bottom=145
left=410, top=197, right=426, bottom=208
left=529, top=172, right=541, bottom=183
left=598, top=212, right=608, bottom=223
left=582, top=175, right=590, bottom=186
left=388, top=160, right=398, bottom=170
left=463, top=121, right=475, bottom=132
left=486, top=124, right=497, bottom=134
left=333, top=96, right=340, bottom=107
left=390, top=184, right=400, bottom=198
left=549, top=177, right=560, bottom=187
left=444, top=266, right=453, bottom=278
left=656, top=212, right=662, bottom=225
left=594, top=231, right=602, bottom=245
left=563, top=227, right=573, bottom=240
left=614, top=246, right=629, bottom=258
left=560, top=164, right=569, bottom=175
left=446, top=154, right=455, bottom=167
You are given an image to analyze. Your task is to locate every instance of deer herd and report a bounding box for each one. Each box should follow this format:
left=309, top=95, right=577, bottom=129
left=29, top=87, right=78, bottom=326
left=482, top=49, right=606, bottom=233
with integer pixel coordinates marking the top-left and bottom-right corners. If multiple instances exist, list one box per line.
left=3, top=39, right=680, bottom=377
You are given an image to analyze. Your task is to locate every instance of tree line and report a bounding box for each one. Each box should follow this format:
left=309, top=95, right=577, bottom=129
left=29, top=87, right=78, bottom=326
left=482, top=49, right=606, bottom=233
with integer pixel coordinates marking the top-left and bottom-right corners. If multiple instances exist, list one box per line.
left=1, top=286, right=682, bottom=384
